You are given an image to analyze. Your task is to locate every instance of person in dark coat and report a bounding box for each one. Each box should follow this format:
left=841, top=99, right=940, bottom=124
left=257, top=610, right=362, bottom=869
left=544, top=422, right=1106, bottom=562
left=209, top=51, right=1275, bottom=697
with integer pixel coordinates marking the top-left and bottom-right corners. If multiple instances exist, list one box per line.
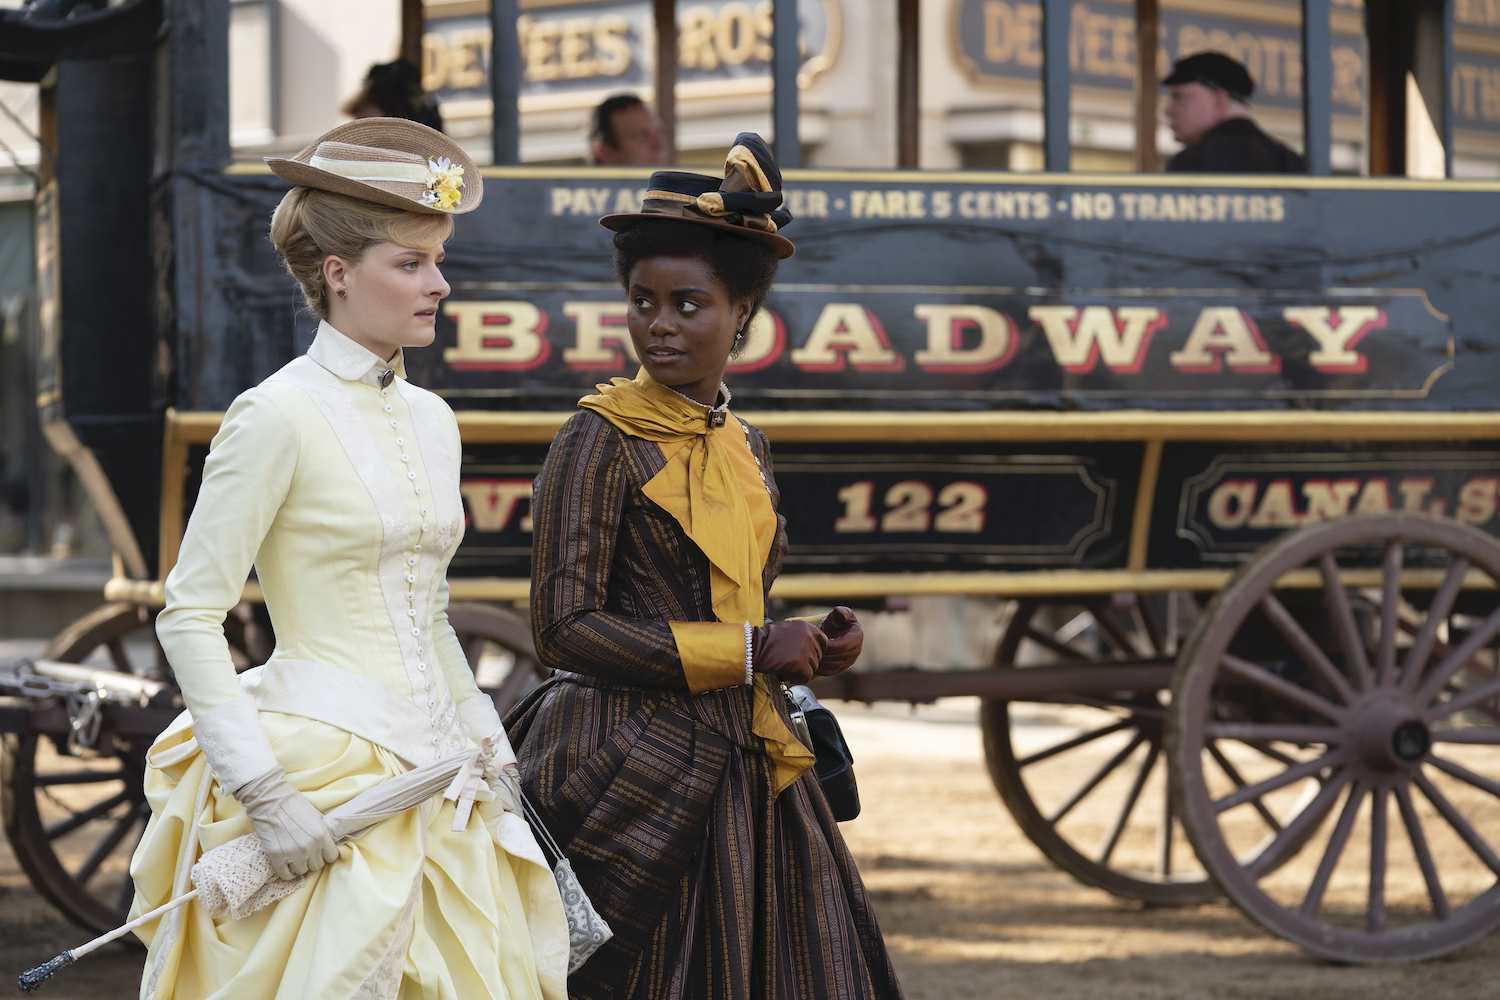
left=1163, top=52, right=1304, bottom=173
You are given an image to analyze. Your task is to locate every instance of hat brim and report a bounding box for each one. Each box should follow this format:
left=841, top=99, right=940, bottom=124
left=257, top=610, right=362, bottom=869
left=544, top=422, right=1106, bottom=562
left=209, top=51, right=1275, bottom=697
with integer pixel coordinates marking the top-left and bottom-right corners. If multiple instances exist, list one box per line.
left=265, top=118, right=483, bottom=215
left=599, top=213, right=795, bottom=259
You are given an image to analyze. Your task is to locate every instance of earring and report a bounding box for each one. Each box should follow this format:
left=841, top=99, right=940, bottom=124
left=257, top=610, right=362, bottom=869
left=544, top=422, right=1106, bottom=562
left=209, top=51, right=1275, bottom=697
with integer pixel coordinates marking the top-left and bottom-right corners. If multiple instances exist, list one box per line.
left=336, top=288, right=346, bottom=298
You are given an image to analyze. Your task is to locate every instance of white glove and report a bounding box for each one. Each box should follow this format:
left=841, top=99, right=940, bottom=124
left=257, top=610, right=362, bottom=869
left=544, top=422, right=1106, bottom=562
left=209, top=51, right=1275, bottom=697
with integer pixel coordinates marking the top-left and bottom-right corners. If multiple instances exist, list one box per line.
left=192, top=695, right=340, bottom=881
left=235, top=766, right=341, bottom=881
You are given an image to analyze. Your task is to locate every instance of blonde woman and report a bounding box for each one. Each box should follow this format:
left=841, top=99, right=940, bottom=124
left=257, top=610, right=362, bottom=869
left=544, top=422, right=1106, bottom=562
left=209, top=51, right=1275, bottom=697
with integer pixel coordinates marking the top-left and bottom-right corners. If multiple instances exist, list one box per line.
left=132, top=119, right=568, bottom=1000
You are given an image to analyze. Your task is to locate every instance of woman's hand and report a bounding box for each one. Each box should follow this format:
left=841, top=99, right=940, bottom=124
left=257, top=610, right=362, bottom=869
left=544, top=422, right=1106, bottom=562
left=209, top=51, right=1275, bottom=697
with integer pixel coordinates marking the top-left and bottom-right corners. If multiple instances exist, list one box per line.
left=815, top=607, right=863, bottom=676
left=751, top=620, right=827, bottom=685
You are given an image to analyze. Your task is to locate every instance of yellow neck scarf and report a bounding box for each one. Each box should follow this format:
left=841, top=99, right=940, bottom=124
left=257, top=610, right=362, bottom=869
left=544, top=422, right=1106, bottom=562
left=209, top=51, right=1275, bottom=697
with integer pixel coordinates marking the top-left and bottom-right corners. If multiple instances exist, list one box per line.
left=578, top=369, right=815, bottom=794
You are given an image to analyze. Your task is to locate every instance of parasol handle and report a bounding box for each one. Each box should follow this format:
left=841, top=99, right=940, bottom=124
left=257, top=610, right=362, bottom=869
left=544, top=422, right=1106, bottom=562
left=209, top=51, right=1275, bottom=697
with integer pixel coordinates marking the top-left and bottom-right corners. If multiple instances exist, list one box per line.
left=18, top=890, right=200, bottom=993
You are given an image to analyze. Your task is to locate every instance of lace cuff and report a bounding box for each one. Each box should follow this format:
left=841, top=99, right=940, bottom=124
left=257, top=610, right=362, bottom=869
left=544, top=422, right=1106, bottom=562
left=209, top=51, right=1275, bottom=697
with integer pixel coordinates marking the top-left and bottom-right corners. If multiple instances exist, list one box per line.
left=191, top=695, right=280, bottom=793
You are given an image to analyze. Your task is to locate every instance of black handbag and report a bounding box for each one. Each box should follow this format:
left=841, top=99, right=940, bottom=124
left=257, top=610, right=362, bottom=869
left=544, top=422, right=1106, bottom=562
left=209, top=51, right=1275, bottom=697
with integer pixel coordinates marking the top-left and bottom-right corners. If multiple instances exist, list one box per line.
left=784, top=684, right=861, bottom=822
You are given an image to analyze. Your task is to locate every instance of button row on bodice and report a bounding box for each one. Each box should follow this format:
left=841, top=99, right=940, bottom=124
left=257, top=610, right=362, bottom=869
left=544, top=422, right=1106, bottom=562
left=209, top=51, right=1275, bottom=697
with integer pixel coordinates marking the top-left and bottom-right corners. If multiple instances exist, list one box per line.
left=383, top=382, right=442, bottom=746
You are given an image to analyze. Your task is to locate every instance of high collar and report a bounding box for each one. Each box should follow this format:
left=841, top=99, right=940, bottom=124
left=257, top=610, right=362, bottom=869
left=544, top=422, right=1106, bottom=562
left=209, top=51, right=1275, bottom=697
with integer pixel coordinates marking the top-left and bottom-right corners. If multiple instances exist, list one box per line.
left=307, top=319, right=407, bottom=386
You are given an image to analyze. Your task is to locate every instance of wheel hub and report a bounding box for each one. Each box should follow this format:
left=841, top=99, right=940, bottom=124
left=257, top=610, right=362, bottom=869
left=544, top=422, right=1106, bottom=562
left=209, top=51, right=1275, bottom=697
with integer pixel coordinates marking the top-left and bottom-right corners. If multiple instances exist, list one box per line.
left=1353, top=696, right=1429, bottom=771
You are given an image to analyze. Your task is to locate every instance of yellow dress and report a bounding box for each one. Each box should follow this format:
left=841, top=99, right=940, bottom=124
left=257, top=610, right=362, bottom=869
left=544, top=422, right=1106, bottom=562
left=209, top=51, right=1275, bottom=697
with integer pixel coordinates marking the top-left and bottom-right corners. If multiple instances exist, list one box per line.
left=133, top=321, right=569, bottom=1000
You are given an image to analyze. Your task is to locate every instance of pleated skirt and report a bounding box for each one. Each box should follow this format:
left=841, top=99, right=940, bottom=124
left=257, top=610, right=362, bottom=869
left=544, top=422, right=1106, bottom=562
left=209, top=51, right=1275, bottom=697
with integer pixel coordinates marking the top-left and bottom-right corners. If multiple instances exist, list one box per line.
left=506, top=674, right=904, bottom=1000
left=129, top=711, right=569, bottom=1000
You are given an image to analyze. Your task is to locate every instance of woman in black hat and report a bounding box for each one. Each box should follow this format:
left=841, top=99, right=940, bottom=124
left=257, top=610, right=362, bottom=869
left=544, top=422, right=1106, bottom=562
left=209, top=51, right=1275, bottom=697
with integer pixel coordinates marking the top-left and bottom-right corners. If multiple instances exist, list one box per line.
left=506, top=133, right=904, bottom=1000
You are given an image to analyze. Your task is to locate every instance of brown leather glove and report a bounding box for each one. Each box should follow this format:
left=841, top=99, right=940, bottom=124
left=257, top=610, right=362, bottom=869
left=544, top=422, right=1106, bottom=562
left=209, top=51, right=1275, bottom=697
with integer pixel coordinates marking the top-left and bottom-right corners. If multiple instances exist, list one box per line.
left=815, top=607, right=863, bottom=676
left=751, top=620, right=827, bottom=685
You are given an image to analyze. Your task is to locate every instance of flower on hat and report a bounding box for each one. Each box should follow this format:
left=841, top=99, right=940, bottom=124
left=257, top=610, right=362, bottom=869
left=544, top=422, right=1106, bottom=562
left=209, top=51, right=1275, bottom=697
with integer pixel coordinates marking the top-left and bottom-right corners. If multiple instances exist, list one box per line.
left=422, top=156, right=464, bottom=212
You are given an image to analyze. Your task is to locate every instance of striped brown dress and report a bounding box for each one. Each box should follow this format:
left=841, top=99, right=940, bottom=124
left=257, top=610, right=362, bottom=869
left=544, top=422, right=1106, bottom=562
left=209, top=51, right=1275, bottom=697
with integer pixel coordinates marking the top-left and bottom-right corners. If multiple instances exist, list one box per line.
left=505, top=408, right=904, bottom=1000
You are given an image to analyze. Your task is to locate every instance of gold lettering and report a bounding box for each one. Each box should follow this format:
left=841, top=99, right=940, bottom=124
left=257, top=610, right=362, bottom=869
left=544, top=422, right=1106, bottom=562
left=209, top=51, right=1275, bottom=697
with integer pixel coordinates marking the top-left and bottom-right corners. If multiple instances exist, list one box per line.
left=1170, top=308, right=1277, bottom=372
left=460, top=480, right=534, bottom=533
left=1301, top=479, right=1360, bottom=524
left=753, top=0, right=775, bottom=62
left=680, top=8, right=719, bottom=70
left=447, top=29, right=489, bottom=89
left=443, top=301, right=550, bottom=370
left=1458, top=476, right=1500, bottom=526
left=914, top=305, right=1015, bottom=371
left=1207, top=480, right=1258, bottom=529
left=594, top=16, right=632, bottom=76
left=524, top=19, right=562, bottom=81
left=421, top=34, right=451, bottom=91
left=558, top=19, right=595, bottom=79
left=563, top=302, right=637, bottom=369
left=985, top=1, right=1014, bottom=62
left=716, top=2, right=757, bottom=65
left=791, top=304, right=903, bottom=371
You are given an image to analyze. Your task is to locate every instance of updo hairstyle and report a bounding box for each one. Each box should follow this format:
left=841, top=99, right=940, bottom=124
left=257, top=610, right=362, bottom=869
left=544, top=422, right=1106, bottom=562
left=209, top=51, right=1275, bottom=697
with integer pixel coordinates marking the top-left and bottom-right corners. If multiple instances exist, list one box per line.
left=269, top=186, right=454, bottom=317
left=611, top=219, right=779, bottom=339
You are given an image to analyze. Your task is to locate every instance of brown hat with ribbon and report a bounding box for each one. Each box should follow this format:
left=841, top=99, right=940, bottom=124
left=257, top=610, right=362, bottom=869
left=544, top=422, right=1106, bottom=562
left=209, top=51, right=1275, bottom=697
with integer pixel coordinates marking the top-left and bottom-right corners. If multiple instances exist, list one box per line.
left=265, top=117, right=482, bottom=215
left=600, top=132, right=794, bottom=258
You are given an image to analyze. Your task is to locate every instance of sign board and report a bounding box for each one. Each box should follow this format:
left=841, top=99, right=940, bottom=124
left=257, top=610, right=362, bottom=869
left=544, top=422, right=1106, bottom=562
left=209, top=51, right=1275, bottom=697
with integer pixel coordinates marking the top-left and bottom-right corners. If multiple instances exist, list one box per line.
left=421, top=0, right=839, bottom=108
left=951, top=0, right=1500, bottom=139
left=176, top=167, right=1500, bottom=576
left=406, top=172, right=1483, bottom=412
left=1151, top=443, right=1500, bottom=568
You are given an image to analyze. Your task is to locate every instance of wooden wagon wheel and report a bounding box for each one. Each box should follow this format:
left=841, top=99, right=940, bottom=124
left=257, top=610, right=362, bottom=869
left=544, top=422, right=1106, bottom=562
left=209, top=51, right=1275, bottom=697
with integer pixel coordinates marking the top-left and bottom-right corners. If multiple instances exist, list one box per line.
left=2, top=603, right=159, bottom=935
left=1169, top=512, right=1500, bottom=962
left=446, top=602, right=550, bottom=716
left=980, top=593, right=1221, bottom=905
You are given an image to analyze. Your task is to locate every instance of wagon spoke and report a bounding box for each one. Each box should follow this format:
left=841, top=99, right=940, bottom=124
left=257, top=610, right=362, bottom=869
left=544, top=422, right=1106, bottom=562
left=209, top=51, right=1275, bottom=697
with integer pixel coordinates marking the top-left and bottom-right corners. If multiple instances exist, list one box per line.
left=1242, top=740, right=1302, bottom=767
left=36, top=769, right=126, bottom=787
left=1426, top=754, right=1500, bottom=801
left=1205, top=722, right=1343, bottom=745
left=1369, top=785, right=1389, bottom=933
left=1372, top=541, right=1404, bottom=688
left=1258, top=592, right=1358, bottom=706
left=1245, top=767, right=1350, bottom=878
left=1207, top=741, right=1282, bottom=831
left=106, top=639, right=132, bottom=675
left=45, top=789, right=131, bottom=841
left=1320, top=553, right=1374, bottom=692
left=1097, top=740, right=1158, bottom=864
left=1412, top=771, right=1500, bottom=875
left=74, top=806, right=144, bottom=886
left=1399, top=557, right=1469, bottom=693
left=1024, top=626, right=1085, bottom=660
left=1135, top=598, right=1164, bottom=657
left=1053, top=694, right=1164, bottom=721
left=1299, top=781, right=1365, bottom=918
left=1431, top=728, right=1500, bottom=745
left=1212, top=748, right=1337, bottom=815
left=1156, top=783, right=1174, bottom=875
left=1429, top=676, right=1500, bottom=720
left=1220, top=653, right=1347, bottom=722
left=1395, top=783, right=1451, bottom=920
left=1046, top=732, right=1147, bottom=824
left=1415, top=604, right=1500, bottom=706
left=1090, top=605, right=1140, bottom=659
left=1015, top=718, right=1133, bottom=768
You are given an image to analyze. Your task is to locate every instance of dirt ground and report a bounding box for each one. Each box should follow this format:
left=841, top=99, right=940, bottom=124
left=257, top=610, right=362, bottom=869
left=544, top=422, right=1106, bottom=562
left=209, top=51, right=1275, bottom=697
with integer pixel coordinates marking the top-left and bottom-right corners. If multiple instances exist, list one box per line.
left=3, top=699, right=1497, bottom=999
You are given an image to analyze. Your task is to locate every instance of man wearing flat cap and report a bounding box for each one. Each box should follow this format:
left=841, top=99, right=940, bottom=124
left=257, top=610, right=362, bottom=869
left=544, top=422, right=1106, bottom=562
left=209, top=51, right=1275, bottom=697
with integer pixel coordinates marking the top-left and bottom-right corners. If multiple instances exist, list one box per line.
left=1163, top=52, right=1305, bottom=173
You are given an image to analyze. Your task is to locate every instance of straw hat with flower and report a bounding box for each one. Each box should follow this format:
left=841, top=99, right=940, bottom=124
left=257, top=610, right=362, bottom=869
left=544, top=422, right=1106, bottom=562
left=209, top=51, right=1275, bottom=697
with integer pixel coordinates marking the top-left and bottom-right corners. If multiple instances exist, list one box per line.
left=265, top=117, right=482, bottom=215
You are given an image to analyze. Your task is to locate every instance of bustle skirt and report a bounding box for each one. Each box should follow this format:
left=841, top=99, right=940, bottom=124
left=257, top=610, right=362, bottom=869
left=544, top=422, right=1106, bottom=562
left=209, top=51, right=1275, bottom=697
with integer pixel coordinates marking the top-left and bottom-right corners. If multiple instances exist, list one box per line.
left=129, top=710, right=569, bottom=1000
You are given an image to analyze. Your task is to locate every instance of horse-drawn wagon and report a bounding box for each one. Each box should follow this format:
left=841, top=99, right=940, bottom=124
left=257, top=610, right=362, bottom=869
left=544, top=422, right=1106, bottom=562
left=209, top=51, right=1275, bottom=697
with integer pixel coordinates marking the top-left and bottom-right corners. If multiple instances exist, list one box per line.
left=3, top=0, right=1498, bottom=970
